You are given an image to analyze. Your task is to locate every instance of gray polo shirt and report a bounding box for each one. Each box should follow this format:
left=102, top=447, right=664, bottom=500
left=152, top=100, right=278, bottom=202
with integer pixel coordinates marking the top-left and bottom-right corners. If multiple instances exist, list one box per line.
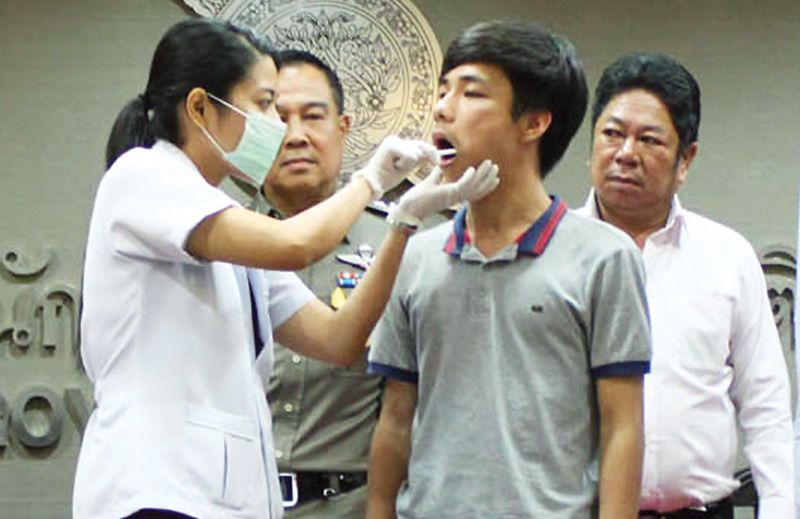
left=368, top=196, right=652, bottom=519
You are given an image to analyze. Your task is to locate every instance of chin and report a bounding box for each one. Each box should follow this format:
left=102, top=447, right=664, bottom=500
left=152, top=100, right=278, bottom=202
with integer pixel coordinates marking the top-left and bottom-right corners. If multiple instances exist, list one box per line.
left=441, top=169, right=462, bottom=184
left=597, top=190, right=642, bottom=212
left=272, top=170, right=320, bottom=191
left=279, top=164, right=316, bottom=177
left=441, top=159, right=470, bottom=182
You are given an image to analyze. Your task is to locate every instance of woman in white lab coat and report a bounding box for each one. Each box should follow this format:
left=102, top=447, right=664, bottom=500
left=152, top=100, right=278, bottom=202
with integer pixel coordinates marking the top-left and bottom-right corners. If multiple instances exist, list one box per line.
left=73, top=17, right=497, bottom=519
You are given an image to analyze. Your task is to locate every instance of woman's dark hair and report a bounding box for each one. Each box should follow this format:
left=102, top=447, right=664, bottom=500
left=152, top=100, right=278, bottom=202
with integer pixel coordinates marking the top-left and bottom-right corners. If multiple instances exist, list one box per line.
left=105, top=18, right=277, bottom=169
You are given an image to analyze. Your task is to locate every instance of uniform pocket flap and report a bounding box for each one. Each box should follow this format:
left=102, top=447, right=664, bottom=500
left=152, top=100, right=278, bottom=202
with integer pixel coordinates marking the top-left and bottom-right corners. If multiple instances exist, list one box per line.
left=186, top=405, right=257, bottom=440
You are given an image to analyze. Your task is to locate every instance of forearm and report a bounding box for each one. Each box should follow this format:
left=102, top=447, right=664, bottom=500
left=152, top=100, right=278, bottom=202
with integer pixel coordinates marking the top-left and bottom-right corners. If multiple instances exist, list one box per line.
left=597, top=375, right=645, bottom=519
left=272, top=226, right=409, bottom=365
left=186, top=178, right=374, bottom=270
left=278, top=177, right=374, bottom=266
left=598, top=419, right=643, bottom=519
left=367, top=410, right=412, bottom=519
left=322, top=227, right=408, bottom=364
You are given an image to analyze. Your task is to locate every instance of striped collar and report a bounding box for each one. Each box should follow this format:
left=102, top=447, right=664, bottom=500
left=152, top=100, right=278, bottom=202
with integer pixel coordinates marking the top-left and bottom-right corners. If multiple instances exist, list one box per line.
left=443, top=196, right=568, bottom=258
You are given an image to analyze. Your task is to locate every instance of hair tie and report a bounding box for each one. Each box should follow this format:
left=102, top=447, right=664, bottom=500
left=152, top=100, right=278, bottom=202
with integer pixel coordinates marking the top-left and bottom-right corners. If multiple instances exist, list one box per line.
left=138, top=93, right=155, bottom=122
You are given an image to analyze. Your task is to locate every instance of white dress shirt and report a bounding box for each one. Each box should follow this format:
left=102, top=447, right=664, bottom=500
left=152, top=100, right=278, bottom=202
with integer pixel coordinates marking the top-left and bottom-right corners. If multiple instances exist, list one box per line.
left=577, top=192, right=794, bottom=518
left=75, top=141, right=313, bottom=519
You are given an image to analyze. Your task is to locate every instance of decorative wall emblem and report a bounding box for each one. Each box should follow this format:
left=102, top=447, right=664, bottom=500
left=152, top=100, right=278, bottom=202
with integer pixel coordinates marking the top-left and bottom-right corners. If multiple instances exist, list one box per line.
left=184, top=0, right=442, bottom=179
left=759, top=244, right=796, bottom=352
left=2, top=245, right=51, bottom=278
left=759, top=244, right=798, bottom=408
left=0, top=245, right=87, bottom=452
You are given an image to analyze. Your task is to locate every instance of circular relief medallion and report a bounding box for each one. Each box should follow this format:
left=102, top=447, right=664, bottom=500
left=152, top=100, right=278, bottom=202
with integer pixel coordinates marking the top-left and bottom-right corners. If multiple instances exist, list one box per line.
left=186, top=0, right=442, bottom=179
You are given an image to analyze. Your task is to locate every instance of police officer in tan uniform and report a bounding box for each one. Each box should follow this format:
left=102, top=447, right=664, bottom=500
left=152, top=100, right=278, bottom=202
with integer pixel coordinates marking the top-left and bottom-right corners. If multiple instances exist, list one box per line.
left=252, top=49, right=420, bottom=518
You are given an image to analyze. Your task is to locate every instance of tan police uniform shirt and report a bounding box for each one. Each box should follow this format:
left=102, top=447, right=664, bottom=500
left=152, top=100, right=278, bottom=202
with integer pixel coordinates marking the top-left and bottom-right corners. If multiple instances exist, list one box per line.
left=252, top=186, right=449, bottom=518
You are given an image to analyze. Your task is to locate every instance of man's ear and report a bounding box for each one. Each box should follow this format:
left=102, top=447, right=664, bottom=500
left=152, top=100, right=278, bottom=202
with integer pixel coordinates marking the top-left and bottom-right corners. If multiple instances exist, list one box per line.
left=520, top=110, right=552, bottom=144
left=676, top=141, right=698, bottom=186
left=184, top=87, right=211, bottom=129
left=338, top=113, right=351, bottom=138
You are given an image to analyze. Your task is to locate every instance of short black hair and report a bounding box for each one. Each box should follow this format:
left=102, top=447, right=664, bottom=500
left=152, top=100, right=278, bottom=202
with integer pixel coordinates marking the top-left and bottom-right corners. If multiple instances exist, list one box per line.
left=592, top=52, right=701, bottom=152
left=441, top=20, right=588, bottom=177
left=277, top=49, right=345, bottom=114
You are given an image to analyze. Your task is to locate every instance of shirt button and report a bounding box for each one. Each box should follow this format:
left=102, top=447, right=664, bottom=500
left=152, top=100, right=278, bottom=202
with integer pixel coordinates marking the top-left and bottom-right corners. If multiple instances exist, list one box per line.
left=275, top=449, right=283, bottom=459
left=284, top=403, right=294, bottom=413
left=291, top=355, right=302, bottom=364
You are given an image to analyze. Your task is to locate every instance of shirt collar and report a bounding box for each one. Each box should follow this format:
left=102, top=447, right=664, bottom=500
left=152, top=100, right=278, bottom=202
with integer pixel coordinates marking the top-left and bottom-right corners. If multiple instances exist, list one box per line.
left=251, top=189, right=284, bottom=219
left=153, top=139, right=201, bottom=173
left=580, top=188, right=686, bottom=243
left=664, top=195, right=685, bottom=231
left=443, top=196, right=568, bottom=258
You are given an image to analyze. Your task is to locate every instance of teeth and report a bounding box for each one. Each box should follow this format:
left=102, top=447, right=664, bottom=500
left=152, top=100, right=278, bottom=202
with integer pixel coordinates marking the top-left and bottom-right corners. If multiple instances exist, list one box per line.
left=437, top=148, right=457, bottom=159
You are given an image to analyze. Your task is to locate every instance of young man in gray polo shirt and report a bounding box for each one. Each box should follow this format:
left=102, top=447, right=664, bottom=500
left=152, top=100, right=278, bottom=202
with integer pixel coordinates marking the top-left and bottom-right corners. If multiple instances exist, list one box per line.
left=366, top=21, right=652, bottom=519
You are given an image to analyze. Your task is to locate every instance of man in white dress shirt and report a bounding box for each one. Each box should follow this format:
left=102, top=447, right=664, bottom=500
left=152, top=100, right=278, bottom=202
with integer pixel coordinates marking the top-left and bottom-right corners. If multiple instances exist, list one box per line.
left=577, top=52, right=794, bottom=518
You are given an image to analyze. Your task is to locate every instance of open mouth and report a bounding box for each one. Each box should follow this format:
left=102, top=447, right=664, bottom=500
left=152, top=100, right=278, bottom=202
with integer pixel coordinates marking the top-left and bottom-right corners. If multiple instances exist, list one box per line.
left=433, top=134, right=457, bottom=165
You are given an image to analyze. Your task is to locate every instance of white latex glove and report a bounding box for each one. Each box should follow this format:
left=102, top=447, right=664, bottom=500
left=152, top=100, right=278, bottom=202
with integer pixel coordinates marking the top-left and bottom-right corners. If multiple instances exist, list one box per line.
left=352, top=135, right=439, bottom=200
left=387, top=160, right=500, bottom=228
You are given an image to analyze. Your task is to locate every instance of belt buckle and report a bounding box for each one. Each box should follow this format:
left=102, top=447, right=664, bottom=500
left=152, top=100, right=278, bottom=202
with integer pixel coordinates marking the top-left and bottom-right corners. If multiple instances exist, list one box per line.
left=279, top=472, right=299, bottom=508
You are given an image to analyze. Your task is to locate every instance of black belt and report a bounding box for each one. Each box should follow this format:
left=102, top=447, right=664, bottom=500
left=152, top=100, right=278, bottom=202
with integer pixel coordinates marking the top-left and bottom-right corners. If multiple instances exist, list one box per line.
left=639, top=498, right=733, bottom=518
left=279, top=471, right=368, bottom=509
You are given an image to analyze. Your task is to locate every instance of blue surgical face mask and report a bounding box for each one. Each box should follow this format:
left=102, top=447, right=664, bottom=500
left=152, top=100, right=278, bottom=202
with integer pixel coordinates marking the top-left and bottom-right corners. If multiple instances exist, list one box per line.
left=199, top=92, right=287, bottom=187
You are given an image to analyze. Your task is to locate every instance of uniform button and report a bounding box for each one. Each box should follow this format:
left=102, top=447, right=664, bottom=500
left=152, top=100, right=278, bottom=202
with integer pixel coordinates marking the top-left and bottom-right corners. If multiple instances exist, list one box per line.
left=284, top=403, right=294, bottom=413
left=291, top=355, right=302, bottom=364
left=275, top=449, right=283, bottom=459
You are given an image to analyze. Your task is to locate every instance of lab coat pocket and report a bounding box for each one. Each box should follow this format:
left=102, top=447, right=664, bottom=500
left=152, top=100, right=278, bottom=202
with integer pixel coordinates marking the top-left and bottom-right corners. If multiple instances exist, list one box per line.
left=185, top=405, right=259, bottom=510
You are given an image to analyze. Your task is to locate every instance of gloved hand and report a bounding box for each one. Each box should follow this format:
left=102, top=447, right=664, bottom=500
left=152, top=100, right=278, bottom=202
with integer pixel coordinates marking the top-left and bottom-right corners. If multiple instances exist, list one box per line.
left=387, top=160, right=500, bottom=228
left=352, top=135, right=439, bottom=200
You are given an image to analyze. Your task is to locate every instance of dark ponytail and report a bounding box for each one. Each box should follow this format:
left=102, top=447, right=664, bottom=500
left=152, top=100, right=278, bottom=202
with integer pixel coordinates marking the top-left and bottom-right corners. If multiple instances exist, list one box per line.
left=104, top=18, right=277, bottom=170
left=105, top=95, right=155, bottom=169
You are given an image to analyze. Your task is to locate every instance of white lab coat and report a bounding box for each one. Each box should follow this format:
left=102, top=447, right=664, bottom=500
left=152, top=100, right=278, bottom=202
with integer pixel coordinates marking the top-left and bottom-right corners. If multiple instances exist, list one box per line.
left=74, top=141, right=313, bottom=519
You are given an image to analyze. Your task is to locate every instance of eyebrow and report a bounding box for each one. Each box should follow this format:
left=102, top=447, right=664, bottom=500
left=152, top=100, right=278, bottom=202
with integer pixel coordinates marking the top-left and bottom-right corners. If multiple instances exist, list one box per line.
left=439, top=73, right=490, bottom=87
left=606, top=116, right=667, bottom=133
left=301, top=101, right=330, bottom=110
left=275, top=100, right=331, bottom=111
left=255, top=87, right=276, bottom=97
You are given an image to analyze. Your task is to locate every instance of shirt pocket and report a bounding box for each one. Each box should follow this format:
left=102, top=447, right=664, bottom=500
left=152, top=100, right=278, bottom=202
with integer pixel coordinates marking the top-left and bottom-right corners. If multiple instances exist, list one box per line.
left=184, top=405, right=260, bottom=510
